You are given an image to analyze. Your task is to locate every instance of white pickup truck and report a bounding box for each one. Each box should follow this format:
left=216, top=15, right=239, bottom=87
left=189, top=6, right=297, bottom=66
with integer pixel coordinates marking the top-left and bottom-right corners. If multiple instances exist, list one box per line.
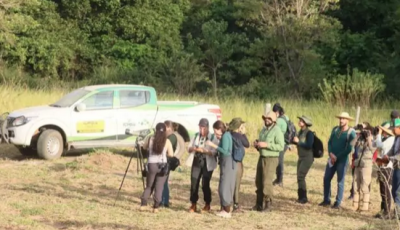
left=0, top=84, right=222, bottom=160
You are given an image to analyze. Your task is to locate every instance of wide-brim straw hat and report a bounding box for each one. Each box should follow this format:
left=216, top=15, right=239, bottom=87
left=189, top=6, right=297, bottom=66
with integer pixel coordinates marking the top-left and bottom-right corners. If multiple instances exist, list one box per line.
left=297, top=115, right=313, bottom=127
left=379, top=123, right=394, bottom=136
left=262, top=111, right=277, bottom=122
left=335, top=112, right=354, bottom=121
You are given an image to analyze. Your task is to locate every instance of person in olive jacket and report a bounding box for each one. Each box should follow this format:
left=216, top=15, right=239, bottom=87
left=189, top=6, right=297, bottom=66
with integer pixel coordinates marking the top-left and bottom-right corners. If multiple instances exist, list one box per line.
left=292, top=115, right=314, bottom=204
left=252, top=111, right=285, bottom=212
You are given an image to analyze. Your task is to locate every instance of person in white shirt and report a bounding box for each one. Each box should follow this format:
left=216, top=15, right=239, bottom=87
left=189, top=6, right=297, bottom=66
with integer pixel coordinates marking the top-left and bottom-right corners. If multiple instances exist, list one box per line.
left=374, top=123, right=395, bottom=219
left=139, top=123, right=173, bottom=213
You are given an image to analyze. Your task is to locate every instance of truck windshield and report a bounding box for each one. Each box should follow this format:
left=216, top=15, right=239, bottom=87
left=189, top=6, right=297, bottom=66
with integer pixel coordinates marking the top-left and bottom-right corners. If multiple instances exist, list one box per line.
left=50, top=89, right=91, bottom=107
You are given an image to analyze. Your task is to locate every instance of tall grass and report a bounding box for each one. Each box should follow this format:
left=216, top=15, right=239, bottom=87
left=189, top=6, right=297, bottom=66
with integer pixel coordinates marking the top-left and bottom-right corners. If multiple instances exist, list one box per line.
left=1, top=83, right=399, bottom=146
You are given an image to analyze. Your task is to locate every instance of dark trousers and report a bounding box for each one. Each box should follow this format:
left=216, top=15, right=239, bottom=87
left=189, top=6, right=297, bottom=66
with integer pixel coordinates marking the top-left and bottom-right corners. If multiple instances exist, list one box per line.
left=141, top=163, right=168, bottom=208
left=190, top=156, right=213, bottom=204
left=275, top=145, right=288, bottom=183
left=391, top=169, right=400, bottom=215
left=378, top=167, right=393, bottom=213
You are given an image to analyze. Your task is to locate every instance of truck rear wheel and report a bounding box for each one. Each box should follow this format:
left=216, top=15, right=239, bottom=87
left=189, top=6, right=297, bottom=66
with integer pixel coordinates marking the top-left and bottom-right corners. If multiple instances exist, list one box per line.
left=37, top=129, right=64, bottom=160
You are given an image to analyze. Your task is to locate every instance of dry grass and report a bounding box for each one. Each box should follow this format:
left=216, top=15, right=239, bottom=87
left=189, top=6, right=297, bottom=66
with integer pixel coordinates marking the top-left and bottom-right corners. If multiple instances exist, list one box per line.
left=1, top=85, right=400, bottom=229
left=0, top=145, right=398, bottom=230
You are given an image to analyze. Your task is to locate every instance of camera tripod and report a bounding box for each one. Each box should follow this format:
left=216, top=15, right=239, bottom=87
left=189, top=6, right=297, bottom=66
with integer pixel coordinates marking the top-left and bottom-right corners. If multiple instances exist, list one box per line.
left=114, top=129, right=152, bottom=206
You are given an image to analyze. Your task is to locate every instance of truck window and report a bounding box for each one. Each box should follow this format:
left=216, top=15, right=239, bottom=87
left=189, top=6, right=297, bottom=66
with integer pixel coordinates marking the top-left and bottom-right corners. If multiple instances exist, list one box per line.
left=120, top=90, right=150, bottom=108
left=81, top=91, right=114, bottom=110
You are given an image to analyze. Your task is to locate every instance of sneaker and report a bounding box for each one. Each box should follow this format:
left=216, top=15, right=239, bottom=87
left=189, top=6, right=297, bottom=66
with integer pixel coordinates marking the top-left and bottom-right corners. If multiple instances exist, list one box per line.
left=318, top=201, right=331, bottom=207
left=201, top=204, right=211, bottom=213
left=216, top=210, right=231, bottom=218
left=189, top=203, right=197, bottom=213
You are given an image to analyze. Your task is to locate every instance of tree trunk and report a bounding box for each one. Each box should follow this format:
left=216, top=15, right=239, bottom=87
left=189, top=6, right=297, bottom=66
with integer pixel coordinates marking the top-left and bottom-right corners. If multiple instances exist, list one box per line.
left=212, top=68, right=217, bottom=98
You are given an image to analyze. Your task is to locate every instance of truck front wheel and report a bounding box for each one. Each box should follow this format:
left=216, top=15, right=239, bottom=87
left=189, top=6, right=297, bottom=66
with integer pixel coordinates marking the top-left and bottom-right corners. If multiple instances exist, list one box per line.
left=37, top=129, right=64, bottom=160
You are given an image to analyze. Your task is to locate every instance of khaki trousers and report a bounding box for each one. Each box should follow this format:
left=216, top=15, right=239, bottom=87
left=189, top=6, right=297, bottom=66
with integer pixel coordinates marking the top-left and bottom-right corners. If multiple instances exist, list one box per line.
left=353, top=166, right=372, bottom=211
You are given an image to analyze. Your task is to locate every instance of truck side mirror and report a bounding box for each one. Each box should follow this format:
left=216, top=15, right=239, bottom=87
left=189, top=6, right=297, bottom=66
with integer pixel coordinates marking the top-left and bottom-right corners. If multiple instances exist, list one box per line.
left=76, top=103, right=86, bottom=112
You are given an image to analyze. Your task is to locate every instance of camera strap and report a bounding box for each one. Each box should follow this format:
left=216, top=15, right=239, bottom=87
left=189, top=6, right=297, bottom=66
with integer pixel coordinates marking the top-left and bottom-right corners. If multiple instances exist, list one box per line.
left=356, top=143, right=369, bottom=168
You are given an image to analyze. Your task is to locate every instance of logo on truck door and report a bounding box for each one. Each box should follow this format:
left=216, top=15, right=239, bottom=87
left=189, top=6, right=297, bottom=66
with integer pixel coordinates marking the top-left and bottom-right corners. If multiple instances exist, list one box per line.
left=77, top=120, right=105, bottom=133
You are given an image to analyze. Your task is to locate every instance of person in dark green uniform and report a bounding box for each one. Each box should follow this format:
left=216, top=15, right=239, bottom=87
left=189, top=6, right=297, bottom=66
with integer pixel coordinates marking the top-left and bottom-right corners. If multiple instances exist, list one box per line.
left=161, top=120, right=178, bottom=207
left=292, top=115, right=314, bottom=204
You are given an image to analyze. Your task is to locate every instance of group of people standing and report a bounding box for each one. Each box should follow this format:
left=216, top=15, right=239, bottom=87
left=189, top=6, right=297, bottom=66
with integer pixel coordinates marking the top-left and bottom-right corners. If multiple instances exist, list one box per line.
left=136, top=103, right=400, bottom=220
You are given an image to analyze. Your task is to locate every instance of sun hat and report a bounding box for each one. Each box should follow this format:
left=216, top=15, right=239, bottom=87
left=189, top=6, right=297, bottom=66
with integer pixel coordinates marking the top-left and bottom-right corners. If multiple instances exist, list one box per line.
left=335, top=112, right=354, bottom=121
left=262, top=111, right=277, bottom=122
left=228, top=117, right=245, bottom=131
left=297, top=115, right=313, bottom=127
left=379, top=122, right=394, bottom=136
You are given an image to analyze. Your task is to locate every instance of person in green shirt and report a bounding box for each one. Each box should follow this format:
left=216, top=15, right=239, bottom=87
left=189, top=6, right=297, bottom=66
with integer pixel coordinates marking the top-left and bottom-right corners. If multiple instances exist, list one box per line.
left=252, top=111, right=285, bottom=212
left=272, top=103, right=289, bottom=187
left=319, top=112, right=356, bottom=209
left=206, top=120, right=236, bottom=218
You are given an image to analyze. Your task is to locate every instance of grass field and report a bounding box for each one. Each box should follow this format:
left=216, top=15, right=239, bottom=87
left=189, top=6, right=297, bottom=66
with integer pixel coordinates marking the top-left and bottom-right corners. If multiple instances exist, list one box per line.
left=1, top=84, right=400, bottom=229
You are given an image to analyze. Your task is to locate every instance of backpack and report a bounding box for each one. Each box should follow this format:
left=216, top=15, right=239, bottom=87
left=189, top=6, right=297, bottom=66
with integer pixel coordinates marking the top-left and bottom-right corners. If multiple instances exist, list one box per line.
left=312, top=132, right=324, bottom=158
left=231, top=133, right=245, bottom=162
left=333, top=126, right=355, bottom=146
left=280, top=116, right=297, bottom=144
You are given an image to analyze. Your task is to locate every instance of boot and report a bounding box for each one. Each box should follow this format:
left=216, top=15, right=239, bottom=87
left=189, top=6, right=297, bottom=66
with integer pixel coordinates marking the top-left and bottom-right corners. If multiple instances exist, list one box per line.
left=359, top=194, right=370, bottom=211
left=298, top=189, right=308, bottom=204
left=189, top=203, right=197, bottom=213
left=297, top=189, right=301, bottom=202
left=201, top=204, right=211, bottom=213
left=353, top=193, right=360, bottom=211
left=263, top=199, right=272, bottom=212
left=252, top=204, right=263, bottom=211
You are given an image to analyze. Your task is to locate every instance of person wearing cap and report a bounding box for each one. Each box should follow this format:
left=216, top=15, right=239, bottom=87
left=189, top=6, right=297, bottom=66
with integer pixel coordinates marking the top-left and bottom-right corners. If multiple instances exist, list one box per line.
left=228, top=117, right=250, bottom=213
left=377, top=118, right=400, bottom=219
left=187, top=118, right=219, bottom=213
left=373, top=122, right=395, bottom=218
left=292, top=115, right=314, bottom=204
left=252, top=111, right=285, bottom=212
left=319, top=112, right=356, bottom=209
left=272, top=103, right=289, bottom=187
left=351, top=122, right=374, bottom=212
left=390, top=110, right=400, bottom=127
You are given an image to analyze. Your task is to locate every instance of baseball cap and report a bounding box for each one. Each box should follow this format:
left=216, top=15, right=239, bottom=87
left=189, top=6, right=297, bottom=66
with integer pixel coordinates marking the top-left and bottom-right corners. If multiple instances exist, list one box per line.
left=391, top=110, right=400, bottom=119
left=198, top=118, right=209, bottom=127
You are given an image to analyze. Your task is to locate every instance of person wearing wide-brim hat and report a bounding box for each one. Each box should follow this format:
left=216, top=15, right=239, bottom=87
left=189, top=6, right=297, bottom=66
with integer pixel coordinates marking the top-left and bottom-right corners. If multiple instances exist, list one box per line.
left=228, top=118, right=250, bottom=213
left=373, top=122, right=396, bottom=218
left=292, top=115, right=314, bottom=204
left=319, top=112, right=357, bottom=209
left=252, top=111, right=285, bottom=212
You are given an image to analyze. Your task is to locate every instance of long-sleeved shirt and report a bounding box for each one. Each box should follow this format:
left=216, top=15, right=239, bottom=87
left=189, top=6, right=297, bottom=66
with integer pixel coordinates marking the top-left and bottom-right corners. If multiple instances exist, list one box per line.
left=217, top=131, right=233, bottom=157
left=297, top=130, right=314, bottom=150
left=276, top=116, right=288, bottom=135
left=387, top=137, right=400, bottom=169
left=258, top=124, right=285, bottom=157
left=373, top=134, right=395, bottom=168
left=231, top=132, right=250, bottom=148
left=327, top=126, right=356, bottom=163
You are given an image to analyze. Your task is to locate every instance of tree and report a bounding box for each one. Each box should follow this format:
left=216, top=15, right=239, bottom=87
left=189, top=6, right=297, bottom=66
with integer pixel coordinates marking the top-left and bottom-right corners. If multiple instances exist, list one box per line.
left=188, top=19, right=240, bottom=98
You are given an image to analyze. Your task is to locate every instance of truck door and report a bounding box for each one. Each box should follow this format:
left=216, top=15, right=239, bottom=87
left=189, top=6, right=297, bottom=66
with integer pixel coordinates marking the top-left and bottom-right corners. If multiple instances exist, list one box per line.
left=115, top=89, right=157, bottom=145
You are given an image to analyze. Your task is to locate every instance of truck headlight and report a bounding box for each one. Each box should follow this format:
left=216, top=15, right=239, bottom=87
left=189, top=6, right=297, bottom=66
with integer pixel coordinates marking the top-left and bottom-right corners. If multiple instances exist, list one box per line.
left=12, top=116, right=37, bottom=127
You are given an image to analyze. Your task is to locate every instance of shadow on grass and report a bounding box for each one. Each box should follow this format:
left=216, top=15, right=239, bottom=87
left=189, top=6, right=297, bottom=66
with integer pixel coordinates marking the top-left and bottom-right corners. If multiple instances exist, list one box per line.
left=43, top=220, right=144, bottom=230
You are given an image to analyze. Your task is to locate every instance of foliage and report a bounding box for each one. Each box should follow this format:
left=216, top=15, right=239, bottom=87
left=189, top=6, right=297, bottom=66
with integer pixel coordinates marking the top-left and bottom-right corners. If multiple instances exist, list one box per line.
left=319, top=68, right=385, bottom=107
left=0, top=0, right=399, bottom=100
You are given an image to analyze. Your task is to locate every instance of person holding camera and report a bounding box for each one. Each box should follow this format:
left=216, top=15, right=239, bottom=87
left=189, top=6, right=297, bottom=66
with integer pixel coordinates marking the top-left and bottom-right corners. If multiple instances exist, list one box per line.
left=319, top=112, right=356, bottom=209
left=377, top=118, right=400, bottom=219
left=252, top=111, right=285, bottom=212
left=352, top=124, right=374, bottom=212
left=187, top=118, right=219, bottom=213
left=139, top=123, right=174, bottom=213
left=292, top=115, right=314, bottom=204
left=373, top=122, right=395, bottom=218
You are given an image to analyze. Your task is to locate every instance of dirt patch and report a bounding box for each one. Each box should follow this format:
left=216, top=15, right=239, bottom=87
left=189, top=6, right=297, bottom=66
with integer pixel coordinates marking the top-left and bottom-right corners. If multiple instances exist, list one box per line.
left=87, top=152, right=130, bottom=171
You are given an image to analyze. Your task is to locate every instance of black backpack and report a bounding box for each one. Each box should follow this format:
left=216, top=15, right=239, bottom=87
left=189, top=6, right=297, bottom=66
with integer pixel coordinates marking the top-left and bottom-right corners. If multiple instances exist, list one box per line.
left=281, top=116, right=297, bottom=144
left=312, top=132, right=324, bottom=158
